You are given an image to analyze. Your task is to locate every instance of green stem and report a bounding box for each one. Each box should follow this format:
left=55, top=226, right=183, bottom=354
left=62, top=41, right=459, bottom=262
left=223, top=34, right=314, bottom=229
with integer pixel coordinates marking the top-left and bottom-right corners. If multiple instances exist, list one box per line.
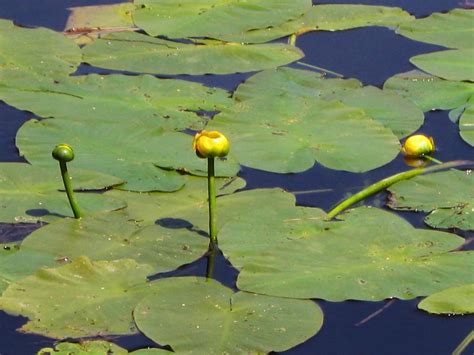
left=295, top=61, right=344, bottom=78
left=288, top=33, right=297, bottom=46
left=452, top=330, right=473, bottom=355
left=208, top=157, right=217, bottom=243
left=58, top=161, right=83, bottom=219
left=206, top=241, right=218, bottom=280
left=423, top=155, right=443, bottom=164
left=325, top=160, right=472, bottom=220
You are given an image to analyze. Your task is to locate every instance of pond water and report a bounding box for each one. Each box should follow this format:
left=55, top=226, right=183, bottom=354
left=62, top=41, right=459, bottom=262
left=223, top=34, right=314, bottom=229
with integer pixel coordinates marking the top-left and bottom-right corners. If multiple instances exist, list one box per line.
left=0, top=1, right=472, bottom=354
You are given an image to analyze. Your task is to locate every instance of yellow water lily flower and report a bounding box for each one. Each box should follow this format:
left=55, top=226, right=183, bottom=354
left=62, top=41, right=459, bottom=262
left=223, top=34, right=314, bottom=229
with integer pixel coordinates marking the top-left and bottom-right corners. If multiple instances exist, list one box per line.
left=193, top=131, right=230, bottom=159
left=401, top=134, right=435, bottom=157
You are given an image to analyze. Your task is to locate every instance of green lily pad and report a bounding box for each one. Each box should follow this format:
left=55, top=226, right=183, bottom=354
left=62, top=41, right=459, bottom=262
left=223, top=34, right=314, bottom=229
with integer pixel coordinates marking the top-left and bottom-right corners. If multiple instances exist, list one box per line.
left=134, top=277, right=323, bottom=354
left=208, top=95, right=400, bottom=173
left=387, top=169, right=474, bottom=230
left=82, top=32, right=304, bottom=75
left=220, top=4, right=414, bottom=43
left=66, top=3, right=134, bottom=30
left=16, top=119, right=239, bottom=192
left=234, top=67, right=423, bottom=138
left=38, top=340, right=128, bottom=355
left=418, top=284, right=474, bottom=315
left=132, top=0, right=312, bottom=39
left=0, top=163, right=125, bottom=223
left=397, top=9, right=474, bottom=49
left=459, top=96, right=474, bottom=146
left=0, top=256, right=159, bottom=338
left=410, top=49, right=474, bottom=82
left=0, top=19, right=81, bottom=77
left=0, top=73, right=231, bottom=131
left=384, top=70, right=474, bottom=111
left=230, top=207, right=473, bottom=301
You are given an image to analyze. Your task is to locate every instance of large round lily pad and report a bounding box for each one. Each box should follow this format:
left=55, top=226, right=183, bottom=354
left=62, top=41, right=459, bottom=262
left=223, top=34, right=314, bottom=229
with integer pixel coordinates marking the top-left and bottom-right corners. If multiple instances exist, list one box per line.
left=132, top=0, right=312, bottom=39
left=397, top=9, right=473, bottom=49
left=208, top=95, right=400, bottom=173
left=0, top=19, right=81, bottom=77
left=387, top=169, right=473, bottom=230
left=0, top=163, right=125, bottom=223
left=0, top=256, right=160, bottom=338
left=16, top=119, right=240, bottom=192
left=134, top=277, right=323, bottom=354
left=418, top=284, right=474, bottom=315
left=226, top=207, right=473, bottom=301
left=459, top=96, right=474, bottom=146
left=0, top=73, right=231, bottom=131
left=82, top=31, right=304, bottom=75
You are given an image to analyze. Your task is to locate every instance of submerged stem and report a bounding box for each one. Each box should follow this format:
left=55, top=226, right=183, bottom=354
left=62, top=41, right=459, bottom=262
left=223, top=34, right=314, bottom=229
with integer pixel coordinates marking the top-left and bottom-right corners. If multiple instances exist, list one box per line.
left=208, top=157, right=217, bottom=243
left=58, top=161, right=83, bottom=219
left=206, top=241, right=218, bottom=280
left=325, top=160, right=472, bottom=220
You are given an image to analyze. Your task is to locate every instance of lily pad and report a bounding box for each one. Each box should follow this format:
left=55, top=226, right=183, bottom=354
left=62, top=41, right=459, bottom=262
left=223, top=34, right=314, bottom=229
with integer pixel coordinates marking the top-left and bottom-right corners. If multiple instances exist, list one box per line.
left=234, top=67, right=423, bottom=138
left=132, top=0, right=312, bottom=39
left=459, top=96, right=474, bottom=146
left=208, top=95, right=400, bottom=173
left=397, top=9, right=474, bottom=49
left=66, top=3, right=134, bottom=30
left=0, top=19, right=81, bottom=77
left=82, top=31, right=304, bottom=75
left=384, top=70, right=474, bottom=111
left=37, top=340, right=128, bottom=355
left=387, top=169, right=474, bottom=230
left=0, top=73, right=231, bottom=131
left=134, top=277, right=323, bottom=354
left=230, top=207, right=474, bottom=301
left=0, top=163, right=125, bottom=223
left=220, top=4, right=414, bottom=43
left=418, top=284, right=474, bottom=315
left=16, top=119, right=239, bottom=192
left=410, top=48, right=474, bottom=82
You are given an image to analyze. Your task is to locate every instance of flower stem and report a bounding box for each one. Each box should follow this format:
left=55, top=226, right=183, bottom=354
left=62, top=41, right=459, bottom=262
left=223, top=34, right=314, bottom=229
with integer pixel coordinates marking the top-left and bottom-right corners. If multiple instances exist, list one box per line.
left=206, top=241, right=218, bottom=279
left=325, top=160, right=472, bottom=220
left=208, top=157, right=217, bottom=243
left=423, top=155, right=443, bottom=164
left=58, top=161, right=83, bottom=219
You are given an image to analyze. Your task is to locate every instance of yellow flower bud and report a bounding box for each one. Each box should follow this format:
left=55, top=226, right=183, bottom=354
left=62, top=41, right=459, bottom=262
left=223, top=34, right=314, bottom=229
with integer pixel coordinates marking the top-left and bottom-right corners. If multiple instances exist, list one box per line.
left=401, top=134, right=435, bottom=157
left=193, top=131, right=230, bottom=159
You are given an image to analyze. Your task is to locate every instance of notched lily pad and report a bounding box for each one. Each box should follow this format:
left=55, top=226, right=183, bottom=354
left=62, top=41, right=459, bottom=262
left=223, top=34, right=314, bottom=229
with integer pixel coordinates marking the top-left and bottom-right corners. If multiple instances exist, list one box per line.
left=233, top=207, right=474, bottom=301
left=82, top=32, right=304, bottom=75
left=0, top=163, right=125, bottom=223
left=418, top=284, right=474, bottom=315
left=388, top=169, right=474, bottom=230
left=134, top=277, right=323, bottom=354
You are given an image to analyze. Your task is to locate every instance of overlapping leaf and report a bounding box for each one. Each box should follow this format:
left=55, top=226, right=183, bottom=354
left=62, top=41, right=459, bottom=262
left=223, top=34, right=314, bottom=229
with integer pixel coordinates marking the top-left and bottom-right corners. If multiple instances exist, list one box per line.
left=38, top=340, right=129, bottom=355
left=0, top=163, right=125, bottom=223
left=228, top=207, right=473, bottom=301
left=82, top=32, right=303, bottom=75
left=418, top=284, right=474, bottom=315
left=132, top=0, right=312, bottom=39
left=134, top=277, right=323, bottom=354
left=388, top=169, right=474, bottom=230
left=397, top=9, right=474, bottom=49
left=16, top=119, right=240, bottom=192
left=220, top=5, right=414, bottom=43
left=410, top=49, right=474, bottom=82
left=0, top=19, right=81, bottom=77
left=0, top=256, right=160, bottom=338
left=0, top=73, right=231, bottom=131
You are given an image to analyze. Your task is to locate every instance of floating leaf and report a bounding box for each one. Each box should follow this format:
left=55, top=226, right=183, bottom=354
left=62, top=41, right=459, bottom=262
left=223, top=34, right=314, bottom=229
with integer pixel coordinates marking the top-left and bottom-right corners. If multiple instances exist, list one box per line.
left=234, top=67, right=423, bottom=138
left=0, top=20, right=81, bottom=77
left=459, top=96, right=474, bottom=146
left=66, top=3, right=134, bottom=29
left=388, top=169, right=474, bottom=230
left=134, top=277, right=323, bottom=353
left=0, top=256, right=159, bottom=338
left=82, top=32, right=304, bottom=75
left=231, top=207, right=473, bottom=301
left=397, top=9, right=474, bottom=49
left=37, top=340, right=128, bottom=355
left=410, top=49, right=474, bottom=82
left=418, top=284, right=474, bottom=315
left=208, top=95, right=400, bottom=173
left=132, top=0, right=312, bottom=39
left=0, top=163, right=125, bottom=223
left=384, top=70, right=474, bottom=111
left=17, top=119, right=239, bottom=192
left=0, top=73, right=231, bottom=131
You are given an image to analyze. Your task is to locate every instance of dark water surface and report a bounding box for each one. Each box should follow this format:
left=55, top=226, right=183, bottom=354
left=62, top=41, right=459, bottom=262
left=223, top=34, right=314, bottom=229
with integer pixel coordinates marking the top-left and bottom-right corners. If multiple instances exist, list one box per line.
left=0, top=1, right=473, bottom=354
